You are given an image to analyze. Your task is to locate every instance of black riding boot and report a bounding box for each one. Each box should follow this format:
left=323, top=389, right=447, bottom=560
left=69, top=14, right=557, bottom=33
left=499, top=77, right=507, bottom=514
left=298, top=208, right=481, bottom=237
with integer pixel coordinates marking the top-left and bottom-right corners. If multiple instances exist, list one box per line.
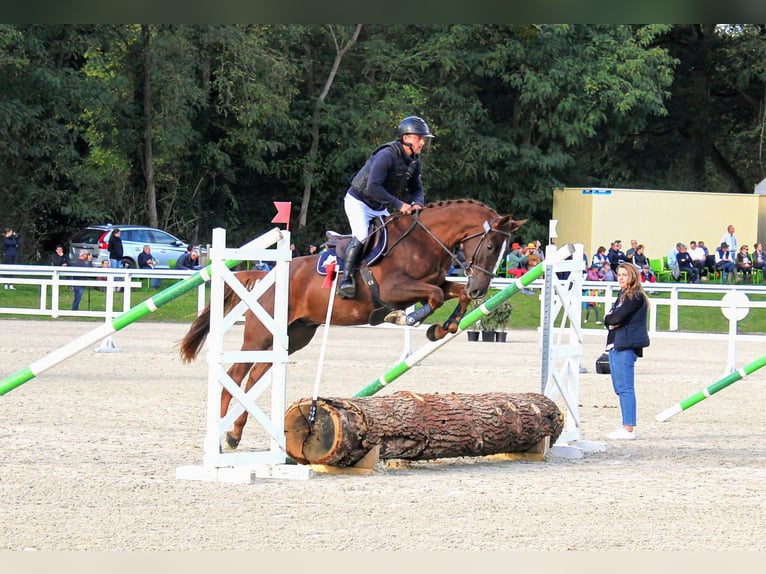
left=338, top=238, right=364, bottom=299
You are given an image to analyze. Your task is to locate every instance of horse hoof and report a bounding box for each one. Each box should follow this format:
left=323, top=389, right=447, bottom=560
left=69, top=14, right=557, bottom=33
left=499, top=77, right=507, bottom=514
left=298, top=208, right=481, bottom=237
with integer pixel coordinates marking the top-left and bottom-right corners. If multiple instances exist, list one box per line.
left=426, top=324, right=439, bottom=341
left=383, top=310, right=407, bottom=325
left=224, top=432, right=240, bottom=450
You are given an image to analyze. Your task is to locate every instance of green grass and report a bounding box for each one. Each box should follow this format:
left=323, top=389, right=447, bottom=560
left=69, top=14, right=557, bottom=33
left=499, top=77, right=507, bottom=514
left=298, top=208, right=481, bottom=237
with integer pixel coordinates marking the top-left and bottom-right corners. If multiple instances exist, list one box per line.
left=0, top=281, right=204, bottom=324
left=1, top=282, right=765, bottom=335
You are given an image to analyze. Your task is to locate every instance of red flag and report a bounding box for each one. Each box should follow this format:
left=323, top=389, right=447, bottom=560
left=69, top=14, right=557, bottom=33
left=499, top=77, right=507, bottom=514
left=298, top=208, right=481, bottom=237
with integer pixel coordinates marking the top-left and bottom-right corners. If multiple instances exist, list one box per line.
left=271, top=201, right=292, bottom=229
left=322, top=261, right=336, bottom=288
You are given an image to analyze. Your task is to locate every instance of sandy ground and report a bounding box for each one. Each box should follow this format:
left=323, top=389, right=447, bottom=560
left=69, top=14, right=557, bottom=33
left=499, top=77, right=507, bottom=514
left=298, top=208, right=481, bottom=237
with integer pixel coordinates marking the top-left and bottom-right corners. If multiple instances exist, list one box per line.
left=0, top=318, right=764, bottom=552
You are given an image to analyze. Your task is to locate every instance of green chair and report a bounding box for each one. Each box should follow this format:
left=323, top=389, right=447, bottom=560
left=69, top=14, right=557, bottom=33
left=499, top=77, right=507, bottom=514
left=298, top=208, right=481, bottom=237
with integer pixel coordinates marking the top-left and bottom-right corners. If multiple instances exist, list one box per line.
left=650, top=258, right=670, bottom=282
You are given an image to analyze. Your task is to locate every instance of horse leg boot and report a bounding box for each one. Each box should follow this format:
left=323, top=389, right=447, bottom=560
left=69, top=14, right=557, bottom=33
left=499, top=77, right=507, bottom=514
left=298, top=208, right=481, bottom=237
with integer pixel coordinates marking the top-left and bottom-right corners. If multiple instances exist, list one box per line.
left=338, top=238, right=364, bottom=299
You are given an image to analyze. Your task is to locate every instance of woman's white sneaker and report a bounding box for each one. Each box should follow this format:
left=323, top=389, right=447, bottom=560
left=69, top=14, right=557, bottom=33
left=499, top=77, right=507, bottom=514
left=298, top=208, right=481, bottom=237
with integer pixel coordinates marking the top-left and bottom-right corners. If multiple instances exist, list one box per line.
left=607, top=428, right=636, bottom=440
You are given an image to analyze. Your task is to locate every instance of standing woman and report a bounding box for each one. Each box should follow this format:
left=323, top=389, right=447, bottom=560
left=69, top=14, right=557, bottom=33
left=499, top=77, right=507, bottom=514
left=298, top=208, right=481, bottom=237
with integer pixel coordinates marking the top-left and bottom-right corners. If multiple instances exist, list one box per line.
left=604, top=263, right=650, bottom=440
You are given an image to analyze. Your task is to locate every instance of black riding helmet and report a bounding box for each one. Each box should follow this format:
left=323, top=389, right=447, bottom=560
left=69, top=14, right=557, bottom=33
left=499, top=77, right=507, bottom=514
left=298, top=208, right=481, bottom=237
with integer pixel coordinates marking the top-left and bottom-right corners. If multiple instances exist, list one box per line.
left=396, top=116, right=435, bottom=139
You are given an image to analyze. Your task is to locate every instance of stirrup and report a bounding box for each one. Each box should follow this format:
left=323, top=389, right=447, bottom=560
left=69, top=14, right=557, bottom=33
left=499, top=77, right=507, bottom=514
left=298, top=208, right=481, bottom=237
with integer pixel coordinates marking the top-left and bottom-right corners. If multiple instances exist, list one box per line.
left=337, top=278, right=356, bottom=299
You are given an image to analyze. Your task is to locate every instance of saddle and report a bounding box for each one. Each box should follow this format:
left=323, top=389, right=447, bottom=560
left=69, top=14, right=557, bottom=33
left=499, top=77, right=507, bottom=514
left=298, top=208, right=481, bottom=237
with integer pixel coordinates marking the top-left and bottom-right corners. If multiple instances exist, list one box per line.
left=315, top=216, right=388, bottom=276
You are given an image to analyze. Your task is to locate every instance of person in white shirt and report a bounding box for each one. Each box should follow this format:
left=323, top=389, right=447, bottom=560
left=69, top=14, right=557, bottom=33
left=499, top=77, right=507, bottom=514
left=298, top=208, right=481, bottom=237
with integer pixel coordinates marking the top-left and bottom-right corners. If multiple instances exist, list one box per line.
left=689, top=240, right=708, bottom=279
left=721, top=225, right=737, bottom=254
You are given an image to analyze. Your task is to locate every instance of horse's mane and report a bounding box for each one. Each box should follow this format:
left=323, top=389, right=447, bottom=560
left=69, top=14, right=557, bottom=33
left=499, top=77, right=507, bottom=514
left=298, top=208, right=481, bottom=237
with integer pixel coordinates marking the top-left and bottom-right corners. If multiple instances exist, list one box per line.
left=422, top=198, right=500, bottom=217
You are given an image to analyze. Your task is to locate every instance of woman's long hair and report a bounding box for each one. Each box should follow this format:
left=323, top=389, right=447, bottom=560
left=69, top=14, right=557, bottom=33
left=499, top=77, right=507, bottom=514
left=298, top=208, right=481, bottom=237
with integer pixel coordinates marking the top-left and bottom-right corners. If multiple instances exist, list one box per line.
left=617, top=263, right=650, bottom=307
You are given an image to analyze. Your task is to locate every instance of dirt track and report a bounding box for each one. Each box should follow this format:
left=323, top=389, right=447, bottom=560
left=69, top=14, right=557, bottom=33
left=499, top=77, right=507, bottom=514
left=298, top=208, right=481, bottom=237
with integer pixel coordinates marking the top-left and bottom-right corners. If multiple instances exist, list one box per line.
left=0, top=319, right=764, bottom=551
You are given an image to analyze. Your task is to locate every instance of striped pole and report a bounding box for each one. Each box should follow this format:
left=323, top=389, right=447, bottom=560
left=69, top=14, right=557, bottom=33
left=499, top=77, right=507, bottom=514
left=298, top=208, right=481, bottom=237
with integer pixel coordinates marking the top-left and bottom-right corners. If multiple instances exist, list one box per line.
left=655, top=354, right=766, bottom=422
left=0, top=228, right=283, bottom=396
left=354, top=244, right=574, bottom=398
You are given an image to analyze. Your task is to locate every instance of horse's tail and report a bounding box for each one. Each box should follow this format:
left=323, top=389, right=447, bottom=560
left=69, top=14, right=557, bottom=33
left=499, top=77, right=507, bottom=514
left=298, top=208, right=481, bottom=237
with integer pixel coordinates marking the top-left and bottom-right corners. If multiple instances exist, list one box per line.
left=178, top=269, right=268, bottom=363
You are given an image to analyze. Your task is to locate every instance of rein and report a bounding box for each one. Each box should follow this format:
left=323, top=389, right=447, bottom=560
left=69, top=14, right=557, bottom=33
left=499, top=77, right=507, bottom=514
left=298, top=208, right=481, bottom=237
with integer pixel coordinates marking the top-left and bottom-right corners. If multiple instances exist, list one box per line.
left=380, top=210, right=512, bottom=278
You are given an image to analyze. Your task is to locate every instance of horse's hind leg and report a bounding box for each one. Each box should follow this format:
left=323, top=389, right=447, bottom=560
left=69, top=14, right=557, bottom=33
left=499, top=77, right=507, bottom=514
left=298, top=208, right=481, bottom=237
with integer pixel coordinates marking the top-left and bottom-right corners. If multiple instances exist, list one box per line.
left=219, top=361, right=253, bottom=449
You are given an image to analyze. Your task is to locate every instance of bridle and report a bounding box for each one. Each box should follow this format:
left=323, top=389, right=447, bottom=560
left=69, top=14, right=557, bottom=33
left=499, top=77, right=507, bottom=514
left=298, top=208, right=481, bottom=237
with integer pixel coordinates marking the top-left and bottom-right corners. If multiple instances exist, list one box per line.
left=382, top=210, right=513, bottom=279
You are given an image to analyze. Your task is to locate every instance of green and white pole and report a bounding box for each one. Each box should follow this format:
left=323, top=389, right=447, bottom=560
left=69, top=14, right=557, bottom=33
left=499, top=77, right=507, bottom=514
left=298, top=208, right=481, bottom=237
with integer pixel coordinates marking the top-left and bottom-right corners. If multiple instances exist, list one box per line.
left=354, top=244, right=574, bottom=398
left=0, top=228, right=283, bottom=396
left=655, top=354, right=766, bottom=422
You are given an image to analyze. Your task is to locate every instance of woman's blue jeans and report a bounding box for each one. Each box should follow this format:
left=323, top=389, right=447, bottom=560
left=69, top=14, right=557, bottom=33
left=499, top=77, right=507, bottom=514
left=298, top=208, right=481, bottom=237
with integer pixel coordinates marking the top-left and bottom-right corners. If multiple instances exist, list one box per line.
left=608, top=348, right=637, bottom=427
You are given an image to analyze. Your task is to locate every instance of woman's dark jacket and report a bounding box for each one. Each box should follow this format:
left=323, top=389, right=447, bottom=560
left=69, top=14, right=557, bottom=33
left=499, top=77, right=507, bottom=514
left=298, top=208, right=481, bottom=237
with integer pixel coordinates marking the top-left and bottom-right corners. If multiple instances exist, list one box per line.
left=604, top=290, right=650, bottom=356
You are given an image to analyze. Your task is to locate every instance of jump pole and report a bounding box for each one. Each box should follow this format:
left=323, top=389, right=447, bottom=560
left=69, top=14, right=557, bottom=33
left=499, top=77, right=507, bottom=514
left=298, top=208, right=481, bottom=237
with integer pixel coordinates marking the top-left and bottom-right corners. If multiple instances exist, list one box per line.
left=0, top=228, right=283, bottom=396
left=353, top=243, right=575, bottom=398
left=655, top=354, right=766, bottom=422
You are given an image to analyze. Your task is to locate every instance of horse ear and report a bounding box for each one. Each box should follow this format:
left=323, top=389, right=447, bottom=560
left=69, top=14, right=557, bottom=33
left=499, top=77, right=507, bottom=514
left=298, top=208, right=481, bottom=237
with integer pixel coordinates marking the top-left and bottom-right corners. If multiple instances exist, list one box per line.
left=492, top=216, right=527, bottom=232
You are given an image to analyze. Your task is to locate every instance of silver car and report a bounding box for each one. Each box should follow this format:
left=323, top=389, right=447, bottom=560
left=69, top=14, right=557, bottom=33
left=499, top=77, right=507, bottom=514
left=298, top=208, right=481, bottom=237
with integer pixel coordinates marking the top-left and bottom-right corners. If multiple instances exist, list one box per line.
left=68, top=224, right=189, bottom=269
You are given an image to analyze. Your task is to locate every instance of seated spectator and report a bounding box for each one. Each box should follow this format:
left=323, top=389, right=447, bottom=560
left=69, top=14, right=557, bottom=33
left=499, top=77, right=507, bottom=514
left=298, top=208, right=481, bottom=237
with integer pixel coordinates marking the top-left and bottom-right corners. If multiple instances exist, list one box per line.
left=137, top=244, right=162, bottom=289
left=525, top=242, right=541, bottom=269
left=625, top=239, right=638, bottom=264
left=752, top=243, right=766, bottom=282
left=675, top=243, right=699, bottom=283
left=591, top=246, right=608, bottom=269
left=449, top=242, right=467, bottom=276
left=505, top=242, right=528, bottom=278
left=50, top=245, right=70, bottom=266
left=631, top=244, right=650, bottom=269
left=735, top=245, right=753, bottom=283
left=715, top=242, right=736, bottom=283
left=601, top=262, right=616, bottom=281
left=607, top=240, right=627, bottom=267
left=689, top=240, right=708, bottom=278
left=667, top=243, right=680, bottom=271
left=175, top=245, right=202, bottom=271
left=640, top=263, right=656, bottom=283
left=583, top=263, right=604, bottom=324
left=305, top=243, right=319, bottom=256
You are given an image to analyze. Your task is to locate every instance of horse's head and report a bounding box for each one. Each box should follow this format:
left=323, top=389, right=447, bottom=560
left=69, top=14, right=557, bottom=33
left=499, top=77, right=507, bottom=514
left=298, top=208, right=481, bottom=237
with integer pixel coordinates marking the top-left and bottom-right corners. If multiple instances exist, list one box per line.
left=463, top=214, right=526, bottom=299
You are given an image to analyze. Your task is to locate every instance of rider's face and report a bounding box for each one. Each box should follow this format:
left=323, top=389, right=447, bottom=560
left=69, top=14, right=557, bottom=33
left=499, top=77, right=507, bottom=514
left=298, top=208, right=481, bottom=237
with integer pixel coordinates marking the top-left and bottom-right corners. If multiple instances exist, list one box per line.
left=404, top=134, right=426, bottom=155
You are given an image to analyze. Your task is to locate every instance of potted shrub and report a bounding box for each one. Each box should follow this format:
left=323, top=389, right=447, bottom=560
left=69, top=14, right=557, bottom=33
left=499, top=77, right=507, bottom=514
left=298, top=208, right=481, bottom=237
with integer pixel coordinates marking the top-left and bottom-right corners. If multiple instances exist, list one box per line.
left=485, top=301, right=513, bottom=342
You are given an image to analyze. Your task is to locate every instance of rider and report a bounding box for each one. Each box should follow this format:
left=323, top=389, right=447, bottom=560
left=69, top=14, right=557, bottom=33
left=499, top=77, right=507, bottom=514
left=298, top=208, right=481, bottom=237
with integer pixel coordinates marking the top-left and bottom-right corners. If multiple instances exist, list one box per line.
left=338, top=115, right=434, bottom=298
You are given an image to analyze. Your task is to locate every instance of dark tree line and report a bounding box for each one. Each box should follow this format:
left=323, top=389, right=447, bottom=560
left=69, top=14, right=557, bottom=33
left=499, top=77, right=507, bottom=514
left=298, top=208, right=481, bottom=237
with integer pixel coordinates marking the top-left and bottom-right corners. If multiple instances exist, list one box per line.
left=1, top=24, right=765, bottom=262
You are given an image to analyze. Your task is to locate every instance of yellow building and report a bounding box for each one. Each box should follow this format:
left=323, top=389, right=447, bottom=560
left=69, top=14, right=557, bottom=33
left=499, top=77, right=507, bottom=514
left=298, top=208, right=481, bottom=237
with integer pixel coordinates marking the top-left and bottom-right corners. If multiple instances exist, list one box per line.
left=551, top=186, right=766, bottom=262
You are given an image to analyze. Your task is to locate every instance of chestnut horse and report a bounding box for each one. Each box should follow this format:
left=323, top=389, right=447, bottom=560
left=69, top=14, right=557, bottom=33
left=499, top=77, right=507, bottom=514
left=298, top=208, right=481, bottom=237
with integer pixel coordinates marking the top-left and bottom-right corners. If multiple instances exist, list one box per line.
left=179, top=199, right=525, bottom=448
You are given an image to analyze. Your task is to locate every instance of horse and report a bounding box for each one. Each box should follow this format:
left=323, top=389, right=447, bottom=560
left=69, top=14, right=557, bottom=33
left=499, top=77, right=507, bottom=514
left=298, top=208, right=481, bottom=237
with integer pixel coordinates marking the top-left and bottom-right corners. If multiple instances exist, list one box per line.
left=179, top=198, right=526, bottom=449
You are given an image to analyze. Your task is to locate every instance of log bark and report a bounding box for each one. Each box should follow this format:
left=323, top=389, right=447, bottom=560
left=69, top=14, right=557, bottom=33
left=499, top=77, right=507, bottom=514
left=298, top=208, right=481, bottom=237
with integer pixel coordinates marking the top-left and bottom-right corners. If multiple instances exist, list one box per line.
left=284, top=391, right=564, bottom=467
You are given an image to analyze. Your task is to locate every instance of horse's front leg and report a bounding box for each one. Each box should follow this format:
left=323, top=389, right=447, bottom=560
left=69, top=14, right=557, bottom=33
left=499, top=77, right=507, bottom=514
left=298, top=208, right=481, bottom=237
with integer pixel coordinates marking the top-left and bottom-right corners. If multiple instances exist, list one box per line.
left=426, top=284, right=470, bottom=341
left=383, top=281, right=447, bottom=328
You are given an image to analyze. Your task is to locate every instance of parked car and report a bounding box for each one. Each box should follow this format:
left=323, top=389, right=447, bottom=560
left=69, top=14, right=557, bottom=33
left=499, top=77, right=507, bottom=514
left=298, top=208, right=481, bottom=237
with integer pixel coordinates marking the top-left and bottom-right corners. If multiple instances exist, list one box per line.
left=68, top=224, right=190, bottom=269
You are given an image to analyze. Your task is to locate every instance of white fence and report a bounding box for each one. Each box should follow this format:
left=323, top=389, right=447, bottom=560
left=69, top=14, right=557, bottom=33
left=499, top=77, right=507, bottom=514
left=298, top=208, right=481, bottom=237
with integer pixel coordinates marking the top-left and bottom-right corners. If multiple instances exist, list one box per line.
left=0, top=264, right=207, bottom=319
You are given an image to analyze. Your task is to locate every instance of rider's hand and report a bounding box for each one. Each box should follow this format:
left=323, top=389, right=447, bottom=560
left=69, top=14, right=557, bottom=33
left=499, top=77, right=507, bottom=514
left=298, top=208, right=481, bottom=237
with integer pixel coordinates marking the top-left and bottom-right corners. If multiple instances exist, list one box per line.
left=400, top=203, right=413, bottom=215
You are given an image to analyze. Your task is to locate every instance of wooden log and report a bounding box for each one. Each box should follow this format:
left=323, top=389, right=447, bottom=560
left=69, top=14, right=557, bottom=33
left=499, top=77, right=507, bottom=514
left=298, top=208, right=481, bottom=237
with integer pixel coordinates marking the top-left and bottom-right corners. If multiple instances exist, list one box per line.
left=284, top=391, right=564, bottom=467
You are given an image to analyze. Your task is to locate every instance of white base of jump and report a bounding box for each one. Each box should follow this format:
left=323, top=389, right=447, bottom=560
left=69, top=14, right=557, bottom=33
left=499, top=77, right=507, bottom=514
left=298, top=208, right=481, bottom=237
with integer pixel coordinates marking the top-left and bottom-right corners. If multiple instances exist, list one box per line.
left=175, top=463, right=313, bottom=484
left=94, top=336, right=120, bottom=353
left=549, top=439, right=607, bottom=459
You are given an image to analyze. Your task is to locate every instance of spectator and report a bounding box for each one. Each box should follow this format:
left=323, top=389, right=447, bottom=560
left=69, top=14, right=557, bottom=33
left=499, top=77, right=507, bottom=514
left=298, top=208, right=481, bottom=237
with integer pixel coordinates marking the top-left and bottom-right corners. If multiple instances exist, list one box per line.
left=698, top=240, right=715, bottom=275
left=107, top=228, right=123, bottom=269
left=752, top=243, right=766, bottom=282
left=71, top=249, right=93, bottom=311
left=715, top=242, right=736, bottom=283
left=96, top=259, right=110, bottom=291
left=607, top=240, right=627, bottom=267
left=675, top=243, right=699, bottom=283
left=50, top=245, right=70, bottom=267
left=137, top=244, right=162, bottom=289
left=505, top=242, right=528, bottom=278
left=290, top=243, right=300, bottom=258
left=525, top=242, right=541, bottom=269
left=591, top=246, right=608, bottom=269
left=584, top=264, right=604, bottom=324
left=689, top=240, right=708, bottom=278
left=640, top=263, right=656, bottom=284
left=625, top=239, right=638, bottom=264
left=602, top=262, right=616, bottom=281
left=3, top=228, right=20, bottom=290
left=667, top=242, right=680, bottom=272
left=735, top=245, right=753, bottom=283
left=305, top=243, right=319, bottom=256
left=631, top=244, right=650, bottom=270
left=721, top=224, right=738, bottom=254
left=175, top=245, right=202, bottom=271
